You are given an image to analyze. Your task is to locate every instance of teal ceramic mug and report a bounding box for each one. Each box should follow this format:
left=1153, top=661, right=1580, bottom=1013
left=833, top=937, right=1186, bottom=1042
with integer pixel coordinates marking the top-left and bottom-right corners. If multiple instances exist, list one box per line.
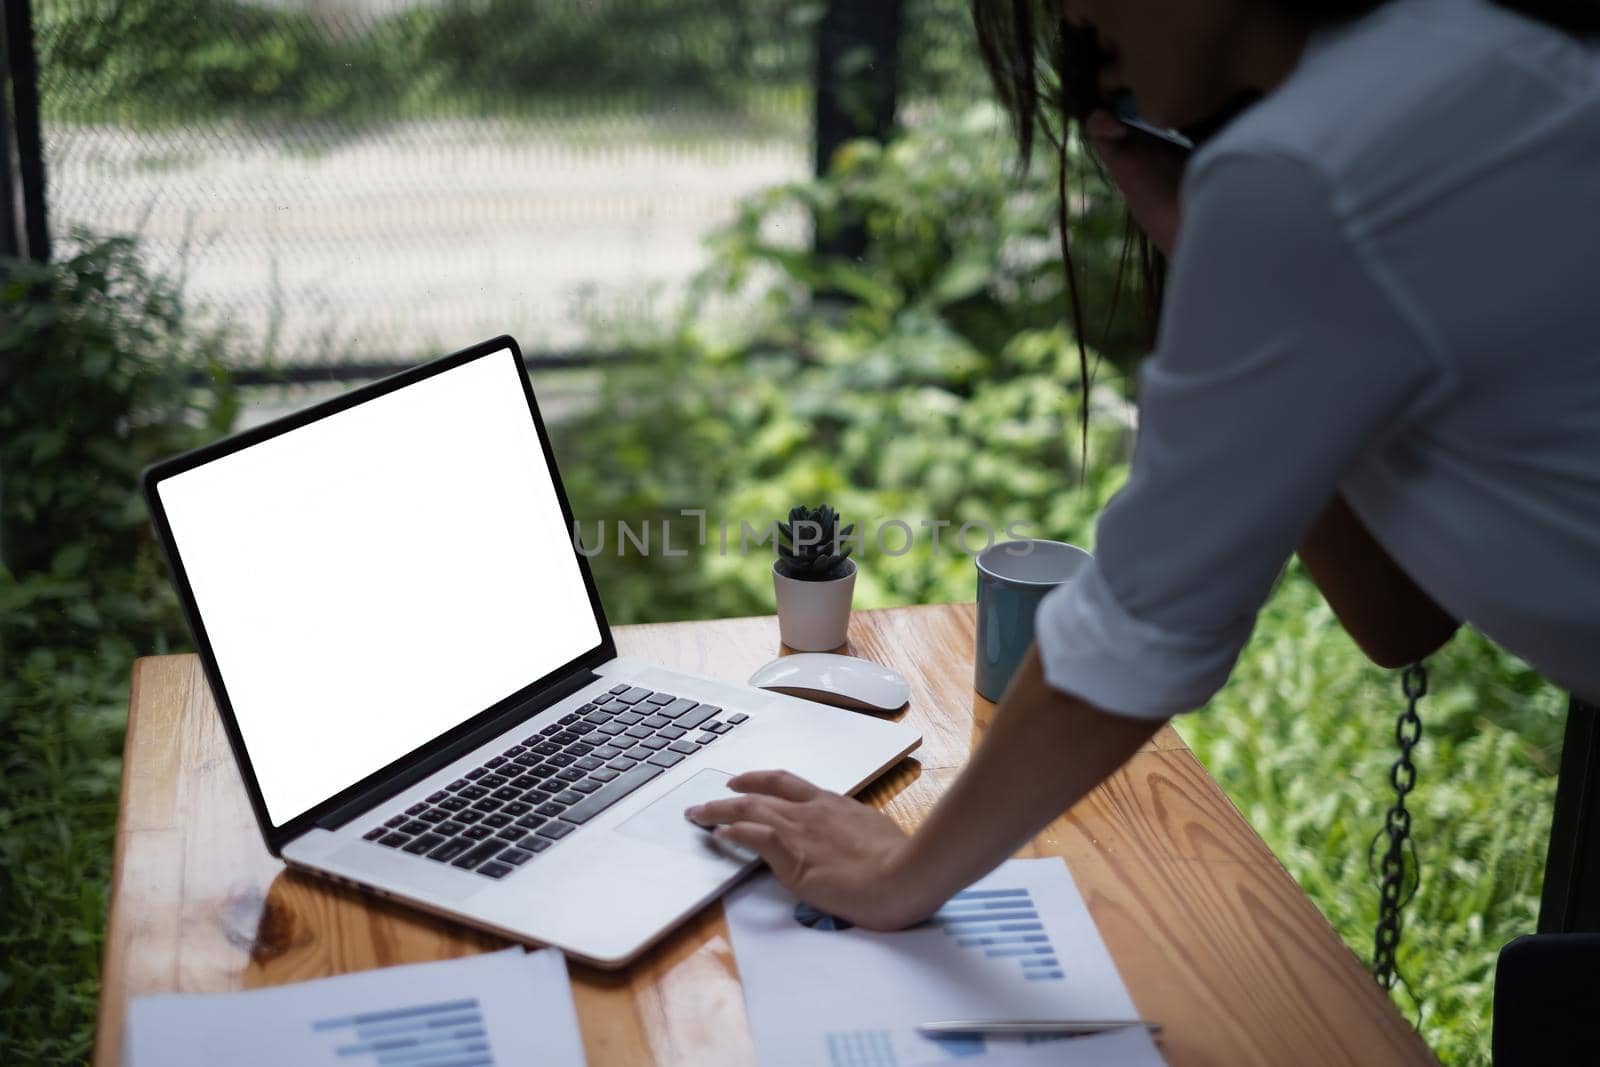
left=974, top=539, right=1093, bottom=702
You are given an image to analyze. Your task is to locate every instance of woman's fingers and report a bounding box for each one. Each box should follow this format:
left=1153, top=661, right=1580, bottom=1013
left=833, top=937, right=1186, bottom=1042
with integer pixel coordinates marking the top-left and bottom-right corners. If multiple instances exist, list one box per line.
left=713, top=821, right=798, bottom=882
left=684, top=769, right=826, bottom=825
left=682, top=788, right=805, bottom=885
left=685, top=791, right=791, bottom=829
left=688, top=783, right=920, bottom=930
left=727, top=768, right=825, bottom=802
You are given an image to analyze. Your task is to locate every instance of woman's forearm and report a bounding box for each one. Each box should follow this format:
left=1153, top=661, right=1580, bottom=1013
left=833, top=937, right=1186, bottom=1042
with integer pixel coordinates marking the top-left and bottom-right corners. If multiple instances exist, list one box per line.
left=1298, top=494, right=1458, bottom=668
left=885, top=645, right=1164, bottom=919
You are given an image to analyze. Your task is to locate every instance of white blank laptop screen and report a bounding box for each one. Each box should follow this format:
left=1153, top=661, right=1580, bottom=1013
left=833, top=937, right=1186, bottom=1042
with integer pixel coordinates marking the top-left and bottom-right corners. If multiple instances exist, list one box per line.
left=155, top=347, right=603, bottom=826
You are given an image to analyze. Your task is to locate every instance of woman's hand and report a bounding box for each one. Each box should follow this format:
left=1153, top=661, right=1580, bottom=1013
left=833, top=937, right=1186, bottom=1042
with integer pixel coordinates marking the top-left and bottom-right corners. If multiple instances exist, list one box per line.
left=684, top=769, right=933, bottom=931
left=1084, top=109, right=1186, bottom=257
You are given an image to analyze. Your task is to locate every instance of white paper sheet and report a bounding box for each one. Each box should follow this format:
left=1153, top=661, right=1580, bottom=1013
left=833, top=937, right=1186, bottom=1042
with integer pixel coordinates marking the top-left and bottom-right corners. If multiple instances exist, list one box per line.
left=124, top=947, right=586, bottom=1067
left=726, top=857, right=1166, bottom=1066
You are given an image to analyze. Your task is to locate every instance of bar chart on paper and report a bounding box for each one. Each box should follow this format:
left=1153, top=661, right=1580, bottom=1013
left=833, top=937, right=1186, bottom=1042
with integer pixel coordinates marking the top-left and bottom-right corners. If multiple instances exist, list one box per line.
left=932, top=888, right=1063, bottom=982
left=823, top=1028, right=1007, bottom=1065
left=819, top=1027, right=1161, bottom=1067
left=727, top=858, right=1160, bottom=1067
left=123, top=948, right=587, bottom=1067
left=311, top=997, right=492, bottom=1066
left=826, top=1025, right=1106, bottom=1066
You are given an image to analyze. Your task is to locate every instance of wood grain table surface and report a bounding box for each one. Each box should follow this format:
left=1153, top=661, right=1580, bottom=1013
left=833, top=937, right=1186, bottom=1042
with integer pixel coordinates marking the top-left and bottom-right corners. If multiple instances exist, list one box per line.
left=95, top=602, right=1437, bottom=1066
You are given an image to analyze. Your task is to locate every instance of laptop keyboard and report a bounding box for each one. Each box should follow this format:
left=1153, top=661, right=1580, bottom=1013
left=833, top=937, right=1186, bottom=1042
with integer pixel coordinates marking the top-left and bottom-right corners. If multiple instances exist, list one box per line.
left=360, top=684, right=749, bottom=880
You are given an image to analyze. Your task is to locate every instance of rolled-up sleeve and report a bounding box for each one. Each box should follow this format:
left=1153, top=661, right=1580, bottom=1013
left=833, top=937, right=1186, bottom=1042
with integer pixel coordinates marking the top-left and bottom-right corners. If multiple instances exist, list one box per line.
left=1036, top=150, right=1440, bottom=718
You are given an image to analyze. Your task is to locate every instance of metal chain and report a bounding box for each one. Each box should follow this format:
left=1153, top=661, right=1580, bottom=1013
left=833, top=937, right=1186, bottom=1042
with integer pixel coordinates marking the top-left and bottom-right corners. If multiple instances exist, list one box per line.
left=1371, top=661, right=1426, bottom=990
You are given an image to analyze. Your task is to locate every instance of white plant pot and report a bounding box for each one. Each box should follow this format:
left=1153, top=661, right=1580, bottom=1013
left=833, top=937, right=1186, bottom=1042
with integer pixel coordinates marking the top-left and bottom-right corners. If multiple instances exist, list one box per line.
left=773, top=558, right=857, bottom=652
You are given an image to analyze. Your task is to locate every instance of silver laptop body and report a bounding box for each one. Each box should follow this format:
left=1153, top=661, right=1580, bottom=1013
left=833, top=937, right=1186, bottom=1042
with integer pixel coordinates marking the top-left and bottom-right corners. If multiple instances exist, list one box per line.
left=144, top=336, right=921, bottom=968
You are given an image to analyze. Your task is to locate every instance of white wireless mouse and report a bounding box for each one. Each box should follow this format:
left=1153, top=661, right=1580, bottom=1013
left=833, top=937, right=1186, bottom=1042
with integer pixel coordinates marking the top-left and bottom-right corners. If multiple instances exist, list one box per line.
left=747, top=653, right=911, bottom=714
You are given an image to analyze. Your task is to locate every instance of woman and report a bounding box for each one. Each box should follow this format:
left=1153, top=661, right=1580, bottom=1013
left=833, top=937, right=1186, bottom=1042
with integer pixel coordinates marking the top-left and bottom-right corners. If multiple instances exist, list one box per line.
left=686, top=0, right=1600, bottom=932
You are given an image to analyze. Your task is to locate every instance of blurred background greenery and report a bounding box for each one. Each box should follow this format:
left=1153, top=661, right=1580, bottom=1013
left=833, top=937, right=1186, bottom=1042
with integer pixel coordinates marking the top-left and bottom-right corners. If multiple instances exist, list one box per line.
left=1, top=2, right=1566, bottom=1064
left=33, top=0, right=986, bottom=124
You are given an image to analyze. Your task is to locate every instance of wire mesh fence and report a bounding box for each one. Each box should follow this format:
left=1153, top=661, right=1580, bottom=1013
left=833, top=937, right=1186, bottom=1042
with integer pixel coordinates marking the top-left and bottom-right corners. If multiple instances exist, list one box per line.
left=33, top=0, right=988, bottom=374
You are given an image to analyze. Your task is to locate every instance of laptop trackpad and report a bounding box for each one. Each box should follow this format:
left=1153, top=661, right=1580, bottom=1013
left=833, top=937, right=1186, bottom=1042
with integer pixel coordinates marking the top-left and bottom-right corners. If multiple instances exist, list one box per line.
left=615, top=769, right=758, bottom=862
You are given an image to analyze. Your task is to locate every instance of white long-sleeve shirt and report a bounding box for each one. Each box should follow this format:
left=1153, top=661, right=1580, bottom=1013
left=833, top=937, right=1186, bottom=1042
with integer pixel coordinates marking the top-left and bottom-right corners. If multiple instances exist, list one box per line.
left=1036, top=0, right=1600, bottom=715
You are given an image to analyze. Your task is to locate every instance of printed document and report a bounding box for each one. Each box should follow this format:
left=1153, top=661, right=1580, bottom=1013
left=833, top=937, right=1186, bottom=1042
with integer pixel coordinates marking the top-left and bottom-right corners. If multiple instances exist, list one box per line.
left=725, top=857, right=1166, bottom=1066
left=124, top=946, right=586, bottom=1066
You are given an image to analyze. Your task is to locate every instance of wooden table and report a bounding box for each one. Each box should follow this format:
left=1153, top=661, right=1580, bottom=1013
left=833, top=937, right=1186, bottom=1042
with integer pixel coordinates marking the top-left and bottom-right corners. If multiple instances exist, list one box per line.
left=95, top=603, right=1437, bottom=1066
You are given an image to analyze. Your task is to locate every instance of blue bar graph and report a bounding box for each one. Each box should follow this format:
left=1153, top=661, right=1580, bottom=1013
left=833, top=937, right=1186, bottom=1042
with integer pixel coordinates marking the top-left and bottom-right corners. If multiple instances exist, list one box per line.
left=932, top=887, right=1063, bottom=982
left=311, top=998, right=495, bottom=1067
left=954, top=934, right=1049, bottom=947
left=825, top=1029, right=899, bottom=1066
left=935, top=914, right=1041, bottom=925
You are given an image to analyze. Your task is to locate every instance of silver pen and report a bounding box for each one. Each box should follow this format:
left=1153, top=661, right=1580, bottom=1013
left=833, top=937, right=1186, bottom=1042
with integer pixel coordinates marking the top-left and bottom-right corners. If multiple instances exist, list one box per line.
left=917, top=1019, right=1162, bottom=1037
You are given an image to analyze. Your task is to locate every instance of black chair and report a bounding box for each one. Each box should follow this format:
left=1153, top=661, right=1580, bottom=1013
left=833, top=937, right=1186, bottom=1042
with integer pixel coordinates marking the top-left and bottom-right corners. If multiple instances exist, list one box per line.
left=1492, top=696, right=1600, bottom=1065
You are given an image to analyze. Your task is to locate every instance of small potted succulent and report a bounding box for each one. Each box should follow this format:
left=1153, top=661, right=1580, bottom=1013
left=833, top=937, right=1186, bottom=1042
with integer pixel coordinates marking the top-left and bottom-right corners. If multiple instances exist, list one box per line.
left=773, top=503, right=857, bottom=651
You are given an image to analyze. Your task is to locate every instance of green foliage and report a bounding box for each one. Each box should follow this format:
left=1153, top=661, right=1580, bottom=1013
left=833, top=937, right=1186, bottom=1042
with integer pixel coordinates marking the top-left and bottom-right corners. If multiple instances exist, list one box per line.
left=0, top=235, right=239, bottom=1064
left=549, top=106, right=1141, bottom=624
left=392, top=0, right=810, bottom=109
left=777, top=503, right=856, bottom=580
left=1, top=235, right=237, bottom=590
left=36, top=0, right=404, bottom=123
left=36, top=0, right=989, bottom=125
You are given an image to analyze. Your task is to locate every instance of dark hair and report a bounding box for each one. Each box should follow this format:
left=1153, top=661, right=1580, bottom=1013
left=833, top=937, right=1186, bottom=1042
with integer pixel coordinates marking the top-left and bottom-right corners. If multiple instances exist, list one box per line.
left=970, top=0, right=1599, bottom=469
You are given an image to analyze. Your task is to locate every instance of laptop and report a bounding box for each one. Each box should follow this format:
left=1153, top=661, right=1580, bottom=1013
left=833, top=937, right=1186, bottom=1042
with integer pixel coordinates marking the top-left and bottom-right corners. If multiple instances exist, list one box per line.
left=142, top=335, right=922, bottom=968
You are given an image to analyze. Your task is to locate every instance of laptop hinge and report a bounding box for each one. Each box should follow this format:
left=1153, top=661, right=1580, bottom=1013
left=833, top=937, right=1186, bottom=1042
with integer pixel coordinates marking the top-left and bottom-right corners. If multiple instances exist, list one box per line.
left=313, top=669, right=602, bottom=832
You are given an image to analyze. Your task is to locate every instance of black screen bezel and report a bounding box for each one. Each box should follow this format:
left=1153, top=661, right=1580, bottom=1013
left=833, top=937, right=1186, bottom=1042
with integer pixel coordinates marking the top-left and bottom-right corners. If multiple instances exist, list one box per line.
left=142, top=336, right=617, bottom=854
